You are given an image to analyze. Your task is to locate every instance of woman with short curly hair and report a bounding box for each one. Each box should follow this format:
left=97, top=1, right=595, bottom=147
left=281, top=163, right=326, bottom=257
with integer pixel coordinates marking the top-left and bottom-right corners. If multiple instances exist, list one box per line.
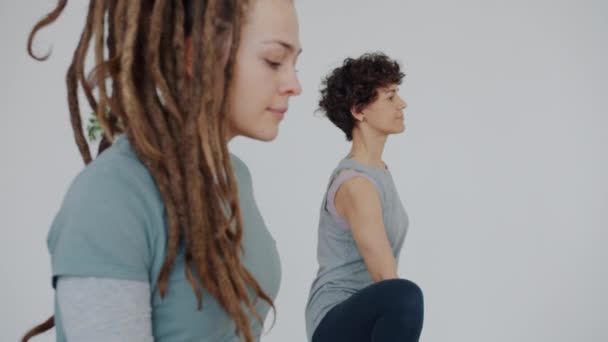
left=305, top=52, right=424, bottom=342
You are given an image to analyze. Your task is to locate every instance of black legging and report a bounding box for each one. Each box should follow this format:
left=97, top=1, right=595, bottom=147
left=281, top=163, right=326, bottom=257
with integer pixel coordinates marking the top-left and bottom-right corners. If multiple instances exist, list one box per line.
left=312, top=279, right=424, bottom=342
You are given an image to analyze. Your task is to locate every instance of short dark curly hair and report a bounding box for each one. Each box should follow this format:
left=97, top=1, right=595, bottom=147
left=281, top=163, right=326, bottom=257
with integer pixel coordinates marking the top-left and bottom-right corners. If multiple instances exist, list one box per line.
left=318, top=52, right=405, bottom=141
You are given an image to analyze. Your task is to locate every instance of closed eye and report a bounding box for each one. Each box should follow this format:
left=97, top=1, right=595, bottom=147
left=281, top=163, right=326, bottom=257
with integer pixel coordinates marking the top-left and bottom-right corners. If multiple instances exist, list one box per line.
left=265, top=60, right=282, bottom=69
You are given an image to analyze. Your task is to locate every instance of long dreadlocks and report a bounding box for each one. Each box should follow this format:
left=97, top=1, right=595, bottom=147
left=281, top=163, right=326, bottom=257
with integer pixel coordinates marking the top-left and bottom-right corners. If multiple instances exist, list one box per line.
left=23, top=1, right=273, bottom=341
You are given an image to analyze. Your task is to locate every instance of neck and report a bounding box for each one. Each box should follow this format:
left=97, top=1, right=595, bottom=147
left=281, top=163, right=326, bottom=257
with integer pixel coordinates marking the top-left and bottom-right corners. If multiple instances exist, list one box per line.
left=225, top=123, right=237, bottom=142
left=348, top=127, right=388, bottom=169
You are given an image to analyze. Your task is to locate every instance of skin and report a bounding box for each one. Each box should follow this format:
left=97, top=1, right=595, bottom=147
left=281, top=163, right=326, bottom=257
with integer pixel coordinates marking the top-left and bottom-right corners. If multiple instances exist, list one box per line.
left=187, top=0, right=302, bottom=142
left=335, top=84, right=407, bottom=282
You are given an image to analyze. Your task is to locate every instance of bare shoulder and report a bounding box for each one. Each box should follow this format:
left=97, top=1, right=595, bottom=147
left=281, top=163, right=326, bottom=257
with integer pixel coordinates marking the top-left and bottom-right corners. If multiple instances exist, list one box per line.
left=335, top=171, right=381, bottom=214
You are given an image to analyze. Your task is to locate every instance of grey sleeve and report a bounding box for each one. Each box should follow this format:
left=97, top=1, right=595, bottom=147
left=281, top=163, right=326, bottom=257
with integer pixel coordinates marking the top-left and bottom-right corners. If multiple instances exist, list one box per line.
left=56, top=276, right=154, bottom=342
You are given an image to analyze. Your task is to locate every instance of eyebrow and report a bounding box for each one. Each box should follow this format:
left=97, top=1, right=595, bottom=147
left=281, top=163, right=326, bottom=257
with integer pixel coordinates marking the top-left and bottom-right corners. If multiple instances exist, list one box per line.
left=384, top=88, right=398, bottom=95
left=263, top=39, right=303, bottom=55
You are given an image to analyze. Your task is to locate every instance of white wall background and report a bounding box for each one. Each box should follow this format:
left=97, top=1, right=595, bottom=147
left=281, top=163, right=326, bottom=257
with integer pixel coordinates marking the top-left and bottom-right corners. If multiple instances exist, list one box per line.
left=2, top=0, right=607, bottom=341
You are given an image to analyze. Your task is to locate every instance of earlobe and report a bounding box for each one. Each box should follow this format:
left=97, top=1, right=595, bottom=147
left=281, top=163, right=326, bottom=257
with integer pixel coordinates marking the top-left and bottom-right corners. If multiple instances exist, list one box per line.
left=350, top=106, right=365, bottom=122
left=218, top=34, right=233, bottom=69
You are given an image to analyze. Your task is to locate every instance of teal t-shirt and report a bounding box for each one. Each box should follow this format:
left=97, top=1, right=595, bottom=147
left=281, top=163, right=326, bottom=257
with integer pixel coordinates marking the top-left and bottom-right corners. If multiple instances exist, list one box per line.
left=47, top=135, right=281, bottom=341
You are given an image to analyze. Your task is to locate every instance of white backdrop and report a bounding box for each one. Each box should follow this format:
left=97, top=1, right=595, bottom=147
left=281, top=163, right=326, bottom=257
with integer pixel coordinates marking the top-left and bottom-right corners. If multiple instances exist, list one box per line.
left=1, top=0, right=607, bottom=341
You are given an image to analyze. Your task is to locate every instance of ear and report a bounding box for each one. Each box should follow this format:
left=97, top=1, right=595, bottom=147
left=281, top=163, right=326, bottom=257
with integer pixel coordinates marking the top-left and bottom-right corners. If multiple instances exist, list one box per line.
left=217, top=32, right=233, bottom=69
left=216, top=20, right=234, bottom=69
left=185, top=35, right=193, bottom=78
left=350, top=105, right=365, bottom=122
left=184, top=28, right=233, bottom=78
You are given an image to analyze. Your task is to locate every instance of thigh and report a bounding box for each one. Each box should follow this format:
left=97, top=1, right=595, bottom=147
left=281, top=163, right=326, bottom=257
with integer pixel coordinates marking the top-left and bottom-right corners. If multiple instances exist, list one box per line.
left=312, top=280, right=408, bottom=342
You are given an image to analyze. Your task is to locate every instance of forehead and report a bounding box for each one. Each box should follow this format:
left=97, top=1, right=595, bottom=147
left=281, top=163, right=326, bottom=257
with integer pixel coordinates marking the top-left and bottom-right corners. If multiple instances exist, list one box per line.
left=242, top=0, right=300, bottom=48
left=379, top=84, right=400, bottom=93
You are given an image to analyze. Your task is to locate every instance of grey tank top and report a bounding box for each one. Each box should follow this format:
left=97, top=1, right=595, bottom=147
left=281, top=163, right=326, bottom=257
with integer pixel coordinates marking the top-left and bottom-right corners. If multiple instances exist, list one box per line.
left=305, top=158, right=409, bottom=340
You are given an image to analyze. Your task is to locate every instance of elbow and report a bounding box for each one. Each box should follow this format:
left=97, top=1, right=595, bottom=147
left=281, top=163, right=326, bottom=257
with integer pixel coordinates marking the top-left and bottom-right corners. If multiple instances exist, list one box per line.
left=366, top=263, right=398, bottom=282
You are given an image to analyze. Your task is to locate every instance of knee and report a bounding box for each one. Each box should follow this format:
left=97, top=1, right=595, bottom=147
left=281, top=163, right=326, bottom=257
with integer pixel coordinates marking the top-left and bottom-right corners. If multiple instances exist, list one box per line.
left=378, top=279, right=424, bottom=318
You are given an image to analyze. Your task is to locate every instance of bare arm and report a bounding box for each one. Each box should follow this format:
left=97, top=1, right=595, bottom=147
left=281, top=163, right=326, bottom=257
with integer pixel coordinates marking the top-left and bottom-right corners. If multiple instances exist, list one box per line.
left=335, top=176, right=398, bottom=281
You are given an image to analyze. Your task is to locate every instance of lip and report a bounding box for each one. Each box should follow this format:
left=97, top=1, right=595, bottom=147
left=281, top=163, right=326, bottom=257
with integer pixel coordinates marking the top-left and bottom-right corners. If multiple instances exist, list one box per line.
left=268, top=107, right=288, bottom=119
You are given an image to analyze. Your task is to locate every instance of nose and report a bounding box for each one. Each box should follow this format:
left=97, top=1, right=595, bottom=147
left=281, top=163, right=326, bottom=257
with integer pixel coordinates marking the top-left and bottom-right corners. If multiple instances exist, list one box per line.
left=398, top=96, right=407, bottom=110
left=279, top=67, right=302, bottom=96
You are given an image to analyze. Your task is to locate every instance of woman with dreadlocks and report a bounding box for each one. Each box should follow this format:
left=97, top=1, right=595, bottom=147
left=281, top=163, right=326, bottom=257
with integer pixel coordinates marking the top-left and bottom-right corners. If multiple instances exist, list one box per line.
left=23, top=0, right=301, bottom=341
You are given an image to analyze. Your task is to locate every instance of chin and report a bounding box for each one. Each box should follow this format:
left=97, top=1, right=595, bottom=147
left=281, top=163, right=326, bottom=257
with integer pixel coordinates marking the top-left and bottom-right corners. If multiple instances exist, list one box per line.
left=245, top=127, right=279, bottom=142
left=257, top=134, right=278, bottom=142
left=388, top=127, right=406, bottom=135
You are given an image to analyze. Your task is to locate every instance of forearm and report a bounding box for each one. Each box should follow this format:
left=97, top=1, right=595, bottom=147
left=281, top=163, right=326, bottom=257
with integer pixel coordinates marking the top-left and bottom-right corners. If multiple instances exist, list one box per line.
left=358, top=245, right=399, bottom=282
left=57, top=276, right=154, bottom=342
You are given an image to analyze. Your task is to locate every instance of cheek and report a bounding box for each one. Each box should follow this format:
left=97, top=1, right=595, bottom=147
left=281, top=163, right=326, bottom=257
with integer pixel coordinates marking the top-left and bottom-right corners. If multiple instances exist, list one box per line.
left=226, top=69, right=277, bottom=137
left=377, top=105, right=396, bottom=124
left=231, top=61, right=274, bottom=113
